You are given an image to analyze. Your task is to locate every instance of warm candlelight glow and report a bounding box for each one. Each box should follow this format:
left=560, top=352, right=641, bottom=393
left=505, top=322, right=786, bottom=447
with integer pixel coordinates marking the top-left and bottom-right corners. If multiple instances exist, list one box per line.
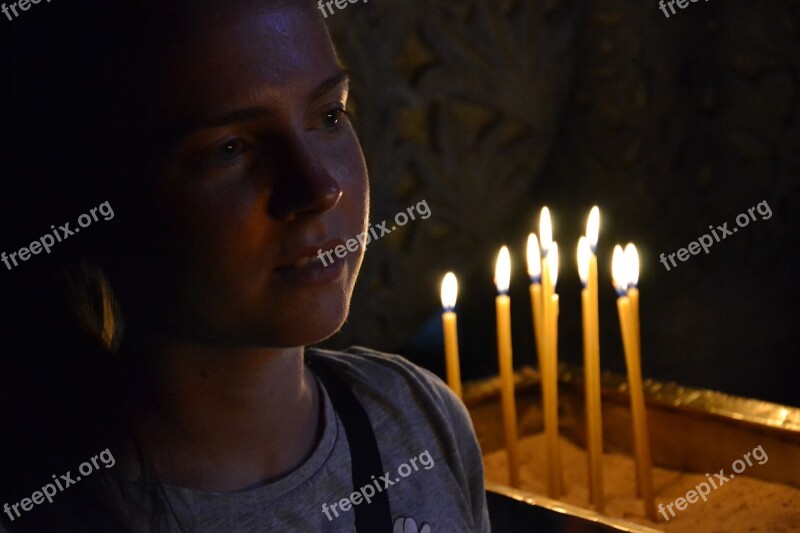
left=612, top=244, right=627, bottom=295
left=547, top=242, right=559, bottom=289
left=527, top=234, right=541, bottom=281
left=541, top=237, right=563, bottom=497
left=495, top=246, right=511, bottom=294
left=494, top=249, right=520, bottom=486
left=577, top=236, right=590, bottom=286
left=587, top=206, right=600, bottom=252
left=529, top=234, right=545, bottom=376
left=441, top=271, right=462, bottom=399
left=441, top=272, right=458, bottom=311
left=614, top=241, right=655, bottom=520
left=624, top=243, right=639, bottom=288
left=539, top=207, right=553, bottom=256
left=581, top=230, right=604, bottom=511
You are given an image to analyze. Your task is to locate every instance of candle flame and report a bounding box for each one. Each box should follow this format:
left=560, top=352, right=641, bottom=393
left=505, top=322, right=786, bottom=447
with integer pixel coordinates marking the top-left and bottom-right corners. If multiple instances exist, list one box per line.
left=624, top=243, right=639, bottom=288
left=577, top=236, right=590, bottom=286
left=539, top=207, right=552, bottom=255
left=547, top=242, right=559, bottom=289
left=494, top=246, right=511, bottom=294
left=441, top=272, right=458, bottom=311
left=527, top=233, right=541, bottom=281
left=611, top=244, right=627, bottom=295
left=586, top=206, right=600, bottom=252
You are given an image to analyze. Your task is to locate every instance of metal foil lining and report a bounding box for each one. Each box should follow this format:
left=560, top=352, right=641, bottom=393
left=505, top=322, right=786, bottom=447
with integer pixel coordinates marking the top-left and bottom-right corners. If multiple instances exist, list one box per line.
left=462, top=364, right=800, bottom=434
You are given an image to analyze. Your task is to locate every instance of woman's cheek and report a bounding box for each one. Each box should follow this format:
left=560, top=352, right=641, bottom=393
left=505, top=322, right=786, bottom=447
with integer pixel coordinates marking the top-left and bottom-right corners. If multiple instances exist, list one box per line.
left=320, top=131, right=369, bottom=214
left=341, top=130, right=369, bottom=200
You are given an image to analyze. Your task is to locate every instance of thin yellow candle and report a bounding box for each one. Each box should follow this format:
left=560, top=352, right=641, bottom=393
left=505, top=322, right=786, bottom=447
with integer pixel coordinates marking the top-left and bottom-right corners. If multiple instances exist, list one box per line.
left=441, top=272, right=462, bottom=399
left=527, top=233, right=544, bottom=370
left=612, top=245, right=657, bottom=521
left=579, top=233, right=604, bottom=512
left=539, top=208, right=553, bottom=307
left=539, top=208, right=553, bottom=383
left=494, top=246, right=520, bottom=487
left=586, top=207, right=601, bottom=349
left=542, top=242, right=563, bottom=498
left=624, top=243, right=641, bottom=359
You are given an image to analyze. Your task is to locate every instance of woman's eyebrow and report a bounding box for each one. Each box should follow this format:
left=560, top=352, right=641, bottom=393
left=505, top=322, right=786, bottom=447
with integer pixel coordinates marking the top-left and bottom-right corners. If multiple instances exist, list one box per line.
left=308, top=70, right=350, bottom=103
left=167, top=107, right=272, bottom=141
left=170, top=71, right=351, bottom=138
left=191, top=107, right=273, bottom=131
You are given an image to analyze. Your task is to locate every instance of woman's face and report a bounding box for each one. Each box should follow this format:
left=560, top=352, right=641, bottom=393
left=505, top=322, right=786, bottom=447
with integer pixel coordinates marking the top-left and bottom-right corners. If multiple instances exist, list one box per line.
left=136, top=0, right=368, bottom=347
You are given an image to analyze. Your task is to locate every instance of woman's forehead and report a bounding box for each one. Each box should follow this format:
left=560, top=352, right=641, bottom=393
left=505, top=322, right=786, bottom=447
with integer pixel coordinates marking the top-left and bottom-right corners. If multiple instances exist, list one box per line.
left=149, top=1, right=338, bottom=115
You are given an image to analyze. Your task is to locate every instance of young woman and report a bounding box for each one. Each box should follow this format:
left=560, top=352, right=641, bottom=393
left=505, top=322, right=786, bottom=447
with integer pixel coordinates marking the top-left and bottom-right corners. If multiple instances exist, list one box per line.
left=0, top=0, right=489, bottom=531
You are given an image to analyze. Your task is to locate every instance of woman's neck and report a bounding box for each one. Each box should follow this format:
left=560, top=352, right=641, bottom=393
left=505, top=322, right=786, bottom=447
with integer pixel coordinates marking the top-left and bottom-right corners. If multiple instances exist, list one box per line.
left=128, top=338, right=322, bottom=492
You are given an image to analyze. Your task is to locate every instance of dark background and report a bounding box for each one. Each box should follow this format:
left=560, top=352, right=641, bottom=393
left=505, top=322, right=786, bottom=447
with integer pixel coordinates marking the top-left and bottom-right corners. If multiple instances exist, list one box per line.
left=322, top=0, right=800, bottom=407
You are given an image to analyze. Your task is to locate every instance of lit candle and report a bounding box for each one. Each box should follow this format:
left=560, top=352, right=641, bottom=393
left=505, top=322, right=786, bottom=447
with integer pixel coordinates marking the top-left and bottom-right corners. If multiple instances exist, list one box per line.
left=542, top=242, right=563, bottom=498
left=495, top=246, right=520, bottom=487
left=441, top=272, right=462, bottom=399
left=539, top=207, right=553, bottom=300
left=539, top=208, right=553, bottom=388
left=579, top=227, right=604, bottom=512
left=527, top=233, right=544, bottom=370
left=612, top=245, right=656, bottom=521
left=624, top=243, right=641, bottom=362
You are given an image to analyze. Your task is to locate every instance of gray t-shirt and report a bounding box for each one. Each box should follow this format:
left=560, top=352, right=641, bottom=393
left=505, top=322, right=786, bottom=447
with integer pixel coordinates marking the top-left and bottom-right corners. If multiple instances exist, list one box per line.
left=0, top=348, right=489, bottom=532
left=136, top=346, right=490, bottom=532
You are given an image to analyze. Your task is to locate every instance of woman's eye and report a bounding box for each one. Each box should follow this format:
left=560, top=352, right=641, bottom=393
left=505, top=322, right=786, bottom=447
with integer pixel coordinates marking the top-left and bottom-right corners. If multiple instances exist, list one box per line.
left=320, top=107, right=349, bottom=130
left=189, top=138, right=256, bottom=174
left=217, top=138, right=250, bottom=161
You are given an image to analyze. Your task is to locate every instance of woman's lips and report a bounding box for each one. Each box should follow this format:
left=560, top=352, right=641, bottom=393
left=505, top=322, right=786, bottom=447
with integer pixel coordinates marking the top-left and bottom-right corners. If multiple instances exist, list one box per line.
left=273, top=239, right=346, bottom=286
left=276, top=239, right=343, bottom=268
left=291, top=255, right=324, bottom=268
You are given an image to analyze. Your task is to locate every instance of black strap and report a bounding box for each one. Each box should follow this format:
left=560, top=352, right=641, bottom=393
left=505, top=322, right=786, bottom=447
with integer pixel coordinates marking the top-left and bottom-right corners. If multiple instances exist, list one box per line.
left=307, top=356, right=393, bottom=532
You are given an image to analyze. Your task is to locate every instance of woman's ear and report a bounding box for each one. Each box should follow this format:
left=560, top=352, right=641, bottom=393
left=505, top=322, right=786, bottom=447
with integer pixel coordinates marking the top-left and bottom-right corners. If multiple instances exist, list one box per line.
left=63, top=260, right=125, bottom=353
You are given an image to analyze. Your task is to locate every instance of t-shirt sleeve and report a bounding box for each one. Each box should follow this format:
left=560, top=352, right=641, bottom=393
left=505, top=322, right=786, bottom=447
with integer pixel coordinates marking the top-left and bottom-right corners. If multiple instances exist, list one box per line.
left=415, top=365, right=492, bottom=532
left=325, top=346, right=492, bottom=532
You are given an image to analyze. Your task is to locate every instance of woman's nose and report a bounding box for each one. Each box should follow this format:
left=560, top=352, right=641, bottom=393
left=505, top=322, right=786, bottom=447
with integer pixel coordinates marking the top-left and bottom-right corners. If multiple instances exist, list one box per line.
left=266, top=136, right=342, bottom=221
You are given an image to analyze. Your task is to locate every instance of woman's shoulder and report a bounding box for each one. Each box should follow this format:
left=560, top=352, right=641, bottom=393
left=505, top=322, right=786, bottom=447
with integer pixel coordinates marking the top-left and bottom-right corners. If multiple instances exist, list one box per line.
left=306, top=346, right=491, bottom=532
left=306, top=346, right=466, bottom=427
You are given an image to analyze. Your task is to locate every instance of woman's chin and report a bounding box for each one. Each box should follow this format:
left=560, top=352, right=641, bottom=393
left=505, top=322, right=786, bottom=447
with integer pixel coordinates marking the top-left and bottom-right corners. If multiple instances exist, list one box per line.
left=299, top=314, right=349, bottom=346
left=265, top=326, right=344, bottom=349
left=263, top=308, right=350, bottom=348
